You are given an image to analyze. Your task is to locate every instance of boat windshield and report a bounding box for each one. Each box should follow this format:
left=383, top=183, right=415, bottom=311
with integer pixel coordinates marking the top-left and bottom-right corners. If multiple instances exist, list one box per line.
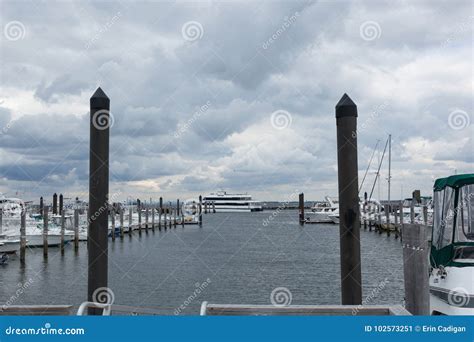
left=455, top=184, right=474, bottom=243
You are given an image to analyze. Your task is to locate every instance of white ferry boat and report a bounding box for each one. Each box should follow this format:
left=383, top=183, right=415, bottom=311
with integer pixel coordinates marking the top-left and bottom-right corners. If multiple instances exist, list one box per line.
left=203, top=191, right=262, bottom=212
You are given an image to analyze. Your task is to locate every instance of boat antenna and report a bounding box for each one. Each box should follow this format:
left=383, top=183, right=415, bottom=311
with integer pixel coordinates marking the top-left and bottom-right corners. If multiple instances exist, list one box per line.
left=369, top=136, right=389, bottom=201
left=359, top=139, right=380, bottom=194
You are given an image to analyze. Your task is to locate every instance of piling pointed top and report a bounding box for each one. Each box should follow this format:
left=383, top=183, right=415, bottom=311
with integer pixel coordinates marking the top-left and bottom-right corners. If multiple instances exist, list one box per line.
left=91, top=87, right=109, bottom=100
left=335, top=93, right=358, bottom=118
left=90, top=87, right=110, bottom=109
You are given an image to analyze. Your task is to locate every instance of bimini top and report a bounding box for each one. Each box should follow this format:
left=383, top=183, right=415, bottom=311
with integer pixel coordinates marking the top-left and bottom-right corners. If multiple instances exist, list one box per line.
left=433, top=174, right=474, bottom=191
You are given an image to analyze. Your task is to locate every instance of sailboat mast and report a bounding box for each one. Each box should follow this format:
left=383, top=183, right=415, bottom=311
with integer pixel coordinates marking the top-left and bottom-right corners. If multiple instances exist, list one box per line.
left=388, top=134, right=391, bottom=208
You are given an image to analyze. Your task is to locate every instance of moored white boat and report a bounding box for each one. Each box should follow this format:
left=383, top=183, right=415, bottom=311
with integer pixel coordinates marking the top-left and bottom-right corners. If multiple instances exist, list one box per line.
left=429, top=173, right=474, bottom=315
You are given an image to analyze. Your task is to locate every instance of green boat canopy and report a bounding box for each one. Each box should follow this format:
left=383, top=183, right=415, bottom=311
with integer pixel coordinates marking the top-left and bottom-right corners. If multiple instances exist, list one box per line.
left=433, top=174, right=474, bottom=191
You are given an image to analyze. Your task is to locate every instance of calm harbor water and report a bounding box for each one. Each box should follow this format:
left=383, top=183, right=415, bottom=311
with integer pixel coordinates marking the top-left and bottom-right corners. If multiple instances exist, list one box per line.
left=0, top=210, right=404, bottom=314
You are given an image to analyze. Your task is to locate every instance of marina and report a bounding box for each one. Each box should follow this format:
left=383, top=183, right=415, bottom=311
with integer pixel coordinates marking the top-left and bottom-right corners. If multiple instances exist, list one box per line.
left=0, top=4, right=472, bottom=341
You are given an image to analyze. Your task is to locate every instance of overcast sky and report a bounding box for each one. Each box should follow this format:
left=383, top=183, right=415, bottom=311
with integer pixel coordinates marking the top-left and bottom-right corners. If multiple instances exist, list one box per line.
left=0, top=0, right=472, bottom=202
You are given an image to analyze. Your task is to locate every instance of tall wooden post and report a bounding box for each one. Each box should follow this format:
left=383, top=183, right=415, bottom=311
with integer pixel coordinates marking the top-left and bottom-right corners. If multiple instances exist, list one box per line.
left=399, top=201, right=404, bottom=241
left=53, top=193, right=58, bottom=215
left=111, top=210, right=115, bottom=241
left=423, top=205, right=428, bottom=226
left=39, top=197, right=43, bottom=215
left=176, top=199, right=180, bottom=225
left=335, top=93, right=362, bottom=305
left=137, top=199, right=142, bottom=234
left=151, top=207, right=155, bottom=230
left=60, top=210, right=65, bottom=254
left=120, top=207, right=124, bottom=238
left=199, top=195, right=203, bottom=227
left=43, top=206, right=48, bottom=257
left=402, top=223, right=429, bottom=315
left=20, top=207, right=26, bottom=265
left=74, top=209, right=79, bottom=251
left=299, top=193, right=305, bottom=225
left=59, top=193, right=63, bottom=215
left=384, top=204, right=390, bottom=236
left=128, top=207, right=133, bottom=234
left=88, top=87, right=110, bottom=315
left=159, top=197, right=163, bottom=230
left=145, top=207, right=149, bottom=231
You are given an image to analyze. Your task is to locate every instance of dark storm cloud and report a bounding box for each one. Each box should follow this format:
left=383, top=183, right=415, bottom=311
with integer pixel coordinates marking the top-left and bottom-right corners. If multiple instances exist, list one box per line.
left=0, top=0, right=472, bottom=200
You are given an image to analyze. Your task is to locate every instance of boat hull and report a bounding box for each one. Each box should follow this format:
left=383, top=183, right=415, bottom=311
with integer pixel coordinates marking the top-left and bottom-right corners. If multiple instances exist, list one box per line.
left=0, top=240, right=20, bottom=253
left=429, top=266, right=474, bottom=315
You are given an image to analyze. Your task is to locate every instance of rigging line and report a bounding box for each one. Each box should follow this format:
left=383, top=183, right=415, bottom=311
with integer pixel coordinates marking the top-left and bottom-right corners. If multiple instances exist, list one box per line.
left=369, top=136, right=389, bottom=201
left=359, top=139, right=380, bottom=194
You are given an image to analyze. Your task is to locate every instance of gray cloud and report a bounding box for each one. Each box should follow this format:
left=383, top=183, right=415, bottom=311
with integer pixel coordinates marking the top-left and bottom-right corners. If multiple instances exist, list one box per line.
left=0, top=0, right=472, bottom=201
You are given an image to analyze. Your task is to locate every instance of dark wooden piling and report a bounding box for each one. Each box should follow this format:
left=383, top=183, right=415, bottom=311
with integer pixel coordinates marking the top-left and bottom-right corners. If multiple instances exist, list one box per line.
left=422, top=205, right=428, bottom=226
left=59, top=193, right=63, bottom=215
left=402, top=223, right=429, bottom=315
left=368, top=204, right=373, bottom=231
left=151, top=207, right=155, bottom=230
left=299, top=193, right=305, bottom=225
left=20, top=208, right=26, bottom=264
left=159, top=197, right=163, bottom=230
left=410, top=198, right=415, bottom=224
left=74, top=209, right=79, bottom=251
left=212, top=201, right=216, bottom=213
left=43, top=206, right=48, bottom=257
left=363, top=202, right=367, bottom=229
left=39, top=197, right=43, bottom=215
left=335, top=93, right=362, bottom=305
left=176, top=199, right=180, bottom=225
left=88, top=87, right=110, bottom=315
left=173, top=207, right=177, bottom=227
left=128, top=207, right=133, bottom=234
left=145, top=207, right=149, bottom=231
left=53, top=193, right=58, bottom=215
left=199, top=195, right=203, bottom=227
left=394, top=205, right=399, bottom=239
left=60, top=210, right=65, bottom=255
left=137, top=199, right=142, bottom=234
left=204, top=201, right=208, bottom=214
left=111, top=210, right=115, bottom=241
left=120, top=207, right=124, bottom=238
left=384, top=204, right=390, bottom=236
left=399, top=201, right=404, bottom=241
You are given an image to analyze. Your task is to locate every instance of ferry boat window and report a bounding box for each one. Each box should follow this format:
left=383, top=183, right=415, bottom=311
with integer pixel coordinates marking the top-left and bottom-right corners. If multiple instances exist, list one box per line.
left=432, top=190, right=444, bottom=249
left=456, top=184, right=474, bottom=242
left=440, top=187, right=455, bottom=249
